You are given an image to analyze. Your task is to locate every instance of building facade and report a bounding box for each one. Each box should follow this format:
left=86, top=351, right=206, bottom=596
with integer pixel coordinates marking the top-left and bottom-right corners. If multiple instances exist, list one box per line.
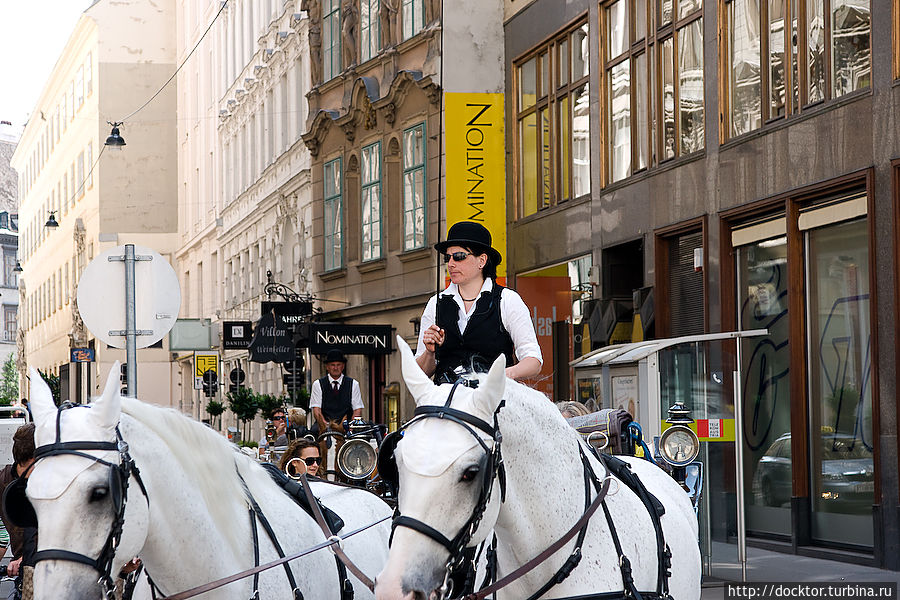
left=0, top=130, right=20, bottom=371
left=504, top=0, right=896, bottom=570
left=12, top=0, right=178, bottom=405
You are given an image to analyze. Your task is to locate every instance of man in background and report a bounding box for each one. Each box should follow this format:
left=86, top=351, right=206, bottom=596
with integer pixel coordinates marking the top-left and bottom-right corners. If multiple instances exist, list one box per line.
left=0, top=424, right=37, bottom=600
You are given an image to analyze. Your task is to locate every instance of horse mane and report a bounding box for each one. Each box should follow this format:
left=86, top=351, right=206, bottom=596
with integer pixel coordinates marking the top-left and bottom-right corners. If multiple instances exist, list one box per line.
left=119, top=398, right=260, bottom=551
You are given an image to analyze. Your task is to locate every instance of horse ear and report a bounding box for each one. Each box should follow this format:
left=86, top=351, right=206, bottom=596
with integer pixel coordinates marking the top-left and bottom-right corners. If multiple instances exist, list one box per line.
left=29, top=368, right=58, bottom=426
left=475, top=354, right=507, bottom=414
left=89, top=361, right=122, bottom=429
left=397, top=335, right=434, bottom=405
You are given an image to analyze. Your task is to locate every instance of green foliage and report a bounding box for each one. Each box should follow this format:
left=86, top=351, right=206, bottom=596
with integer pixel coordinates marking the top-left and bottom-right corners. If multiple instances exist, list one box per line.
left=227, top=386, right=258, bottom=423
left=256, top=393, right=283, bottom=420
left=206, top=399, right=226, bottom=417
left=0, top=355, right=18, bottom=406
left=285, top=387, right=310, bottom=412
left=237, top=440, right=259, bottom=448
left=37, top=369, right=61, bottom=406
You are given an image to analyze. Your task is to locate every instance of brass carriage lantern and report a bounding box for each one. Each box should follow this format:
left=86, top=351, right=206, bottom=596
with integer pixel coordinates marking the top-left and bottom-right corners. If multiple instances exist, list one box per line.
left=659, top=401, right=701, bottom=477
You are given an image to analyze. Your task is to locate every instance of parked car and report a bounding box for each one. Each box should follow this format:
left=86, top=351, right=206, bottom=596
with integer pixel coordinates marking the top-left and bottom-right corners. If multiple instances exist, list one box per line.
left=753, top=432, right=874, bottom=512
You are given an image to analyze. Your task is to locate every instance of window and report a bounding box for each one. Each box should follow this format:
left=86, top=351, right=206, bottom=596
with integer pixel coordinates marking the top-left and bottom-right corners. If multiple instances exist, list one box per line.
left=324, top=157, right=343, bottom=270
left=87, top=142, right=93, bottom=188
left=724, top=0, right=870, bottom=138
left=402, top=0, right=425, bottom=40
left=77, top=151, right=85, bottom=198
left=603, top=0, right=703, bottom=180
left=76, top=67, right=84, bottom=110
left=3, top=307, right=15, bottom=343
left=402, top=123, right=426, bottom=250
left=361, top=142, right=382, bottom=261
left=85, top=52, right=93, bottom=96
left=323, top=0, right=341, bottom=81
left=3, top=250, right=16, bottom=289
left=515, top=23, right=590, bottom=217
left=361, top=0, right=381, bottom=62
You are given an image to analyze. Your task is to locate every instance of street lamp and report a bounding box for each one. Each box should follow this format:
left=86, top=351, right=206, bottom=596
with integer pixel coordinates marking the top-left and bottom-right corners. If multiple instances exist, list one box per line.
left=12, top=261, right=22, bottom=273
left=45, top=211, right=59, bottom=228
left=105, top=122, right=126, bottom=150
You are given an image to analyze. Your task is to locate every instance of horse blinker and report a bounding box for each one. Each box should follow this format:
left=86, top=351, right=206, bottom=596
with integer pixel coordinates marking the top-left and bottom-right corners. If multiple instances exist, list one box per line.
left=2, top=476, right=37, bottom=528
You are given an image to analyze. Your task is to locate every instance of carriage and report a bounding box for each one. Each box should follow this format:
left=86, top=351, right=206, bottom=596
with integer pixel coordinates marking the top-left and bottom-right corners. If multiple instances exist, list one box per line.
left=12, top=342, right=704, bottom=600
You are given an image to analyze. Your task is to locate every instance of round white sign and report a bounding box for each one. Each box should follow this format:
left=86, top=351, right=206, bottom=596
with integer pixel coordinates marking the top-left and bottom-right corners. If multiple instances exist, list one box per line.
left=76, top=244, right=181, bottom=349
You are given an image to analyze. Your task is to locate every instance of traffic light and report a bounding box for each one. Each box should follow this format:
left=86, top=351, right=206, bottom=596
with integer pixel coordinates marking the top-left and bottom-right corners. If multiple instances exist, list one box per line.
left=120, top=363, right=128, bottom=396
left=202, top=369, right=218, bottom=398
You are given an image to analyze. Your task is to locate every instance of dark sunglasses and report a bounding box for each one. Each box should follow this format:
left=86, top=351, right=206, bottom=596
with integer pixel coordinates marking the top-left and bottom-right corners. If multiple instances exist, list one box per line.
left=303, top=456, right=322, bottom=466
left=272, top=415, right=286, bottom=421
left=442, top=251, right=472, bottom=263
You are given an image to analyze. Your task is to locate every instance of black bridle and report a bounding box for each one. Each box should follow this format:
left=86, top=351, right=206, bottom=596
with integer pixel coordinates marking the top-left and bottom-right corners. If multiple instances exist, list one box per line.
left=30, top=403, right=148, bottom=599
left=387, top=379, right=507, bottom=599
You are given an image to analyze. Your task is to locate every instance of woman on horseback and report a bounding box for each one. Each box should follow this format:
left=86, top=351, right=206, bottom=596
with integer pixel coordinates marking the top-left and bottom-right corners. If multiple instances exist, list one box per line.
left=415, top=221, right=542, bottom=382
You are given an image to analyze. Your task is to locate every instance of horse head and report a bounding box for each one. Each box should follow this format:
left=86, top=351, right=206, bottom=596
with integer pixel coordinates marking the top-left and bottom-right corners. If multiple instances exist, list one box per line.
left=26, top=363, right=149, bottom=600
left=376, top=337, right=506, bottom=600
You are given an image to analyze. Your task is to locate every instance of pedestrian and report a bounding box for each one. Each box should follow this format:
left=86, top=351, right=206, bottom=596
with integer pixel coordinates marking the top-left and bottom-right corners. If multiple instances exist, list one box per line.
left=416, top=221, right=542, bottom=383
left=309, top=349, right=363, bottom=472
left=0, top=424, right=37, bottom=600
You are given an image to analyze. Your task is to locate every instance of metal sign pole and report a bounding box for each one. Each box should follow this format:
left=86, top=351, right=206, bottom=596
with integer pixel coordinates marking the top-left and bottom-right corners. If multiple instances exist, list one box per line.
left=124, top=244, right=137, bottom=398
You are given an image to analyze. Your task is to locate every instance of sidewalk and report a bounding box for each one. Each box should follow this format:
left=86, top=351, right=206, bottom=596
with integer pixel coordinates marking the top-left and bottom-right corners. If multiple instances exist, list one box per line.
left=700, top=544, right=900, bottom=599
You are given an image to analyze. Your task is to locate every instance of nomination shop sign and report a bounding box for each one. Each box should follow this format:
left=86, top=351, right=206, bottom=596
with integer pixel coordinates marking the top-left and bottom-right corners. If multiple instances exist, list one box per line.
left=306, top=323, right=393, bottom=355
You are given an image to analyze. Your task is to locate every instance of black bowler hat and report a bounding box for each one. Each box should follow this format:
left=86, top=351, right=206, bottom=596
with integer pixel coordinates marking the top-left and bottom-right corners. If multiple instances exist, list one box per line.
left=434, top=221, right=502, bottom=266
left=322, top=349, right=347, bottom=364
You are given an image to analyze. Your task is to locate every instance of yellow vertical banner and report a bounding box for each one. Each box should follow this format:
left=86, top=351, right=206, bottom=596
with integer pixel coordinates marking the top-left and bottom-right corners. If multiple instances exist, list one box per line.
left=444, top=93, right=507, bottom=280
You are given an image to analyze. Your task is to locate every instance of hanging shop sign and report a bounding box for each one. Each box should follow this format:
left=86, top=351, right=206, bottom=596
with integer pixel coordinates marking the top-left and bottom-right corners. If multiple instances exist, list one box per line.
left=261, top=301, right=313, bottom=325
left=223, top=320, right=253, bottom=349
left=248, top=312, right=295, bottom=363
left=70, top=348, right=95, bottom=363
left=304, top=323, right=393, bottom=355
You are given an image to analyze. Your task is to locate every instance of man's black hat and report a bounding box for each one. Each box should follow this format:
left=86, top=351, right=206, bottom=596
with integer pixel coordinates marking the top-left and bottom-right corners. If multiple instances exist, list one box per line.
left=434, top=221, right=502, bottom=266
left=322, top=349, right=347, bottom=364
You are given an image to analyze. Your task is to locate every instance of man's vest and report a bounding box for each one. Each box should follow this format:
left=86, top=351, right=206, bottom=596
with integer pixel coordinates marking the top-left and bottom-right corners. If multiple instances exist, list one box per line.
left=434, top=283, right=515, bottom=382
left=318, top=376, right=355, bottom=422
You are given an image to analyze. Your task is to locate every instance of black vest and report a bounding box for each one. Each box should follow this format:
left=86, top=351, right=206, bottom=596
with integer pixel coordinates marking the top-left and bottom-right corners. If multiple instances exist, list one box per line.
left=434, top=283, right=515, bottom=382
left=318, top=376, right=355, bottom=422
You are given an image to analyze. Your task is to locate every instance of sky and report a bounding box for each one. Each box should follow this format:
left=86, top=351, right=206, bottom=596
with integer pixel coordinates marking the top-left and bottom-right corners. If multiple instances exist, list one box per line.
left=0, top=0, right=94, bottom=131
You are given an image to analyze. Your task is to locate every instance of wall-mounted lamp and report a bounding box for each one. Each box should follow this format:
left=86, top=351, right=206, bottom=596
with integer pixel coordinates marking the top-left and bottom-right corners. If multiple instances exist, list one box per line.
left=12, top=261, right=22, bottom=273
left=105, top=121, right=126, bottom=150
left=45, top=211, right=59, bottom=228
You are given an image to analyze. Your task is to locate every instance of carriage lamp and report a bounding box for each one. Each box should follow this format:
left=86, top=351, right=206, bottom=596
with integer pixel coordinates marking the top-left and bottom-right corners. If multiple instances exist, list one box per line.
left=659, top=401, right=700, bottom=468
left=336, top=438, right=378, bottom=480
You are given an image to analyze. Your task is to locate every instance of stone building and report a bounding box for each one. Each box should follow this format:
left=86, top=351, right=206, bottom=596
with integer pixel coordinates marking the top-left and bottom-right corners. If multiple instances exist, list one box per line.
left=12, top=0, right=178, bottom=405
left=504, top=0, right=894, bottom=571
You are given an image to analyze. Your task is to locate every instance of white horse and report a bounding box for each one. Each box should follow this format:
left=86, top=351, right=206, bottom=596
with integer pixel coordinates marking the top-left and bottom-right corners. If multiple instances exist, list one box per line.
left=375, top=339, right=701, bottom=600
left=25, top=365, right=391, bottom=600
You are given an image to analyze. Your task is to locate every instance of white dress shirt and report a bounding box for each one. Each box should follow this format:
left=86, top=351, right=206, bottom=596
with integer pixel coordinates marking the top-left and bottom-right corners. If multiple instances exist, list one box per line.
left=309, top=374, right=364, bottom=412
left=415, top=278, right=542, bottom=366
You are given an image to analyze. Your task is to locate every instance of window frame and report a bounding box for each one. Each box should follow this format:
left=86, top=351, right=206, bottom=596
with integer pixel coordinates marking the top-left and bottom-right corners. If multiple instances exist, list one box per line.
left=323, top=0, right=342, bottom=82
left=402, top=0, right=425, bottom=41
left=361, top=141, right=383, bottom=262
left=514, top=19, right=591, bottom=219
left=360, top=0, right=381, bottom=63
left=402, top=122, right=427, bottom=251
left=324, top=157, right=344, bottom=271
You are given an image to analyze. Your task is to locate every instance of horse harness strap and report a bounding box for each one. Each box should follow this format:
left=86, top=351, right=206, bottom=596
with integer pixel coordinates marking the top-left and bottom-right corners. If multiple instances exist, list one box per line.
left=29, top=403, right=149, bottom=600
left=298, top=472, right=371, bottom=598
left=237, top=469, right=305, bottom=600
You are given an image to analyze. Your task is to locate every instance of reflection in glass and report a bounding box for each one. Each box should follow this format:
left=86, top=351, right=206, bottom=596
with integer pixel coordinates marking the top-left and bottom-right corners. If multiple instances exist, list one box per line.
left=807, top=0, right=825, bottom=104
left=635, top=0, right=647, bottom=41
left=679, top=0, right=701, bottom=20
left=324, top=158, right=342, bottom=271
left=609, top=61, right=631, bottom=183
left=635, top=53, right=649, bottom=172
left=730, top=0, right=761, bottom=137
left=559, top=95, right=570, bottom=201
left=520, top=113, right=538, bottom=215
left=791, top=0, right=800, bottom=109
left=520, top=58, right=537, bottom=110
left=607, top=0, right=629, bottom=59
left=769, top=0, right=786, bottom=117
left=660, top=0, right=673, bottom=26
left=572, top=25, right=589, bottom=80
left=361, top=143, right=381, bottom=261
left=540, top=52, right=550, bottom=97
left=559, top=39, right=569, bottom=87
left=737, top=234, right=791, bottom=536
left=661, top=39, right=676, bottom=161
left=572, top=84, right=590, bottom=197
left=540, top=108, right=552, bottom=208
left=679, top=19, right=704, bottom=154
left=831, top=0, right=870, bottom=98
left=806, top=218, right=873, bottom=547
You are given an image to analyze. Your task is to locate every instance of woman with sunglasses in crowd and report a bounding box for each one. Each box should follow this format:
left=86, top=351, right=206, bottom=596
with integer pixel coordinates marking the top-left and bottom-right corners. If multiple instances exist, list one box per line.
left=279, top=439, right=323, bottom=478
left=416, top=221, right=542, bottom=383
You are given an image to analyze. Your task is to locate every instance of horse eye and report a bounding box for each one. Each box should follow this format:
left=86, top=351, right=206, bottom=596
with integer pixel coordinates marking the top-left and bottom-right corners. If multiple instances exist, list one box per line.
left=460, top=465, right=481, bottom=483
left=89, top=486, right=109, bottom=503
